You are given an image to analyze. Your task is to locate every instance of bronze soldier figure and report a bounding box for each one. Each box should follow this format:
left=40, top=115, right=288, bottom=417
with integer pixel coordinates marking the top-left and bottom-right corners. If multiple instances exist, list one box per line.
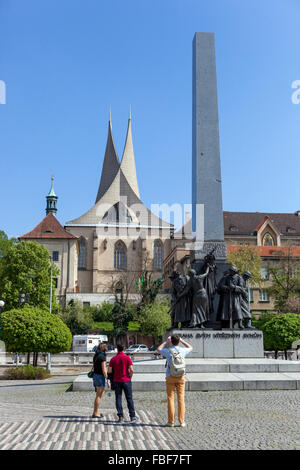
left=216, top=266, right=244, bottom=329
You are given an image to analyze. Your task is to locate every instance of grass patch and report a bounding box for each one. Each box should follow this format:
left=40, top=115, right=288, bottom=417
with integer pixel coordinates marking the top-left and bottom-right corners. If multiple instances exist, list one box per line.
left=3, top=365, right=51, bottom=380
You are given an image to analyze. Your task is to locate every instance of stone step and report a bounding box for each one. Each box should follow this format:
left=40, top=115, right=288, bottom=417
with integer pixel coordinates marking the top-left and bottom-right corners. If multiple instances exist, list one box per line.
left=72, top=371, right=300, bottom=392
left=131, top=358, right=300, bottom=374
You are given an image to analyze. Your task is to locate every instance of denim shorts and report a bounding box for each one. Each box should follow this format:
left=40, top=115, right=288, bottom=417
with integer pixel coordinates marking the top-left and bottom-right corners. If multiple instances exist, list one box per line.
left=93, top=373, right=106, bottom=390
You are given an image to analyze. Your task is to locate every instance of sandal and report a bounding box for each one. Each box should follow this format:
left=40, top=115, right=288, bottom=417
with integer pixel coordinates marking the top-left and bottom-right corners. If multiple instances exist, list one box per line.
left=92, top=414, right=104, bottom=418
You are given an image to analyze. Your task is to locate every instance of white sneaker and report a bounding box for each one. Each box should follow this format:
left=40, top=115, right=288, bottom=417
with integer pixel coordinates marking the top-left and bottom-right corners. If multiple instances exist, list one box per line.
left=166, top=422, right=175, bottom=427
left=180, top=422, right=186, bottom=427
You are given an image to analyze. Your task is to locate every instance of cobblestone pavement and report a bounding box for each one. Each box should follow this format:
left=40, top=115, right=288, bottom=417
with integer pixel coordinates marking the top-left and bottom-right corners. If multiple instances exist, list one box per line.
left=0, top=376, right=299, bottom=450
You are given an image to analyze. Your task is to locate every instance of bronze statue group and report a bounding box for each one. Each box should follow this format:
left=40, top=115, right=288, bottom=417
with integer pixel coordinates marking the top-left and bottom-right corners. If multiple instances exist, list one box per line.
left=169, top=251, right=255, bottom=330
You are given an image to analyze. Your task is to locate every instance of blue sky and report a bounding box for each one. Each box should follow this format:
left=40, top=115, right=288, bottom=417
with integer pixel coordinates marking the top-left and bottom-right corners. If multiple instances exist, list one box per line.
left=0, top=0, right=299, bottom=238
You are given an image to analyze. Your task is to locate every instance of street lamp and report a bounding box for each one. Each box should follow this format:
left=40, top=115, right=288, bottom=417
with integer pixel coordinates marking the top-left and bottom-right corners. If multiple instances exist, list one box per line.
left=46, top=256, right=53, bottom=373
left=0, top=300, right=5, bottom=340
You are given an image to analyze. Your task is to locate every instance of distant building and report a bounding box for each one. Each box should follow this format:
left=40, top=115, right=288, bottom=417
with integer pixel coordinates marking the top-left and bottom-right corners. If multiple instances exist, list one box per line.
left=19, top=178, right=79, bottom=301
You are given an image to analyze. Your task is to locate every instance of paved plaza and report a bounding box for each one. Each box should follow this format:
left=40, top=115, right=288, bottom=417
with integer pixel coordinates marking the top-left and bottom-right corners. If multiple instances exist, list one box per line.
left=0, top=375, right=299, bottom=450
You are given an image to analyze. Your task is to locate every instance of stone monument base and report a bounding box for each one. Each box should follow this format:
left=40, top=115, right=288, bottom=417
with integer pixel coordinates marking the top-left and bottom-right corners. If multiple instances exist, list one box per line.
left=163, top=328, right=264, bottom=358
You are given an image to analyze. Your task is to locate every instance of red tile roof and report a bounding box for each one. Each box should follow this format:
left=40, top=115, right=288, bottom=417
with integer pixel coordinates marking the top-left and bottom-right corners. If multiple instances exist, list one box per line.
left=227, top=245, right=300, bottom=257
left=19, top=213, right=77, bottom=240
left=224, top=211, right=300, bottom=236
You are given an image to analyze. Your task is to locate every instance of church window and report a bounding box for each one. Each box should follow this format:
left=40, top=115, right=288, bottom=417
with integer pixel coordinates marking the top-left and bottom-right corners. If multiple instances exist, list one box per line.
left=153, top=240, right=163, bottom=270
left=262, top=233, right=275, bottom=246
left=78, top=237, right=87, bottom=270
left=114, top=241, right=126, bottom=270
left=52, top=251, right=59, bottom=262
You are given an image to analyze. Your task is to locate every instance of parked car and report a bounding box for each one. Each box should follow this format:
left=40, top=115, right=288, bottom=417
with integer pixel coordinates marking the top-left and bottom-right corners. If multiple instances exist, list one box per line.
left=149, top=345, right=158, bottom=352
left=125, top=344, right=149, bottom=354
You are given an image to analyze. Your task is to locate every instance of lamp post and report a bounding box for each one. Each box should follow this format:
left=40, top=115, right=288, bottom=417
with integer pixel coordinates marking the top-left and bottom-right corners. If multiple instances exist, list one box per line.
left=46, top=256, right=53, bottom=373
left=0, top=300, right=5, bottom=341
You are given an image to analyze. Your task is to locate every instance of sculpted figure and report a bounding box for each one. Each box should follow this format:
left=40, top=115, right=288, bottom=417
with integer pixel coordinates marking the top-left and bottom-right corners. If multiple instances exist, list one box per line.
left=216, top=266, right=244, bottom=329
left=238, top=271, right=255, bottom=329
left=200, top=249, right=217, bottom=320
left=168, top=270, right=191, bottom=328
left=187, top=267, right=210, bottom=329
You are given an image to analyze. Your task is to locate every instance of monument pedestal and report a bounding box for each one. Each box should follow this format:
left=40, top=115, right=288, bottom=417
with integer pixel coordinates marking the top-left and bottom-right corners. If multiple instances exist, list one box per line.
left=163, top=329, right=264, bottom=358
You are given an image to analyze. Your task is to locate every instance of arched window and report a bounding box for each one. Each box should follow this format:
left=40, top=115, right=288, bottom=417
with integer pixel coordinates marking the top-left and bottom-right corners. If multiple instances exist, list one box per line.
left=78, top=237, right=86, bottom=269
left=262, top=233, right=275, bottom=246
left=114, top=241, right=126, bottom=270
left=153, top=240, right=163, bottom=270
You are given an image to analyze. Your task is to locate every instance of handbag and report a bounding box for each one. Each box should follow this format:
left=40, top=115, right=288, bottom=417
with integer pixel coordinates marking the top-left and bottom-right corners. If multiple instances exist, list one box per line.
left=108, top=370, right=115, bottom=390
left=88, top=369, right=94, bottom=378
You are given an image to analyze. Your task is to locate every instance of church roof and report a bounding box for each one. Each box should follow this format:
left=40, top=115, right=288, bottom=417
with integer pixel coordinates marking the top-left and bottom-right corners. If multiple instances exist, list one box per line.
left=66, top=111, right=171, bottom=229
left=120, top=108, right=140, bottom=199
left=19, top=213, right=77, bottom=240
left=47, top=177, right=57, bottom=197
left=95, top=115, right=120, bottom=203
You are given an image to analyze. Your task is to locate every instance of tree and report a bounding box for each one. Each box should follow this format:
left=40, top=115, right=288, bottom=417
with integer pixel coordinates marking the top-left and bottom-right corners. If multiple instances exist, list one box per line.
left=0, top=231, right=18, bottom=259
left=262, top=313, right=300, bottom=359
left=2, top=306, right=72, bottom=365
left=59, top=300, right=93, bottom=335
left=111, top=290, right=134, bottom=339
left=88, top=301, right=114, bottom=322
left=267, top=249, right=300, bottom=311
left=137, top=271, right=163, bottom=307
left=226, top=246, right=263, bottom=285
left=138, top=299, right=171, bottom=343
left=281, top=297, right=300, bottom=314
left=0, top=241, right=59, bottom=312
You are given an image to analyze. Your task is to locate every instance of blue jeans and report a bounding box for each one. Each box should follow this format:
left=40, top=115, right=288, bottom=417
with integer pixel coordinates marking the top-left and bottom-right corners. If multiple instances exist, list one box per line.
left=114, top=381, right=135, bottom=418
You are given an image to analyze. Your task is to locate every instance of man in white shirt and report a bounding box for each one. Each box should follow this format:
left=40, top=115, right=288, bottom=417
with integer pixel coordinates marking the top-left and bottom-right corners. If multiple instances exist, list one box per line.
left=157, top=334, right=193, bottom=427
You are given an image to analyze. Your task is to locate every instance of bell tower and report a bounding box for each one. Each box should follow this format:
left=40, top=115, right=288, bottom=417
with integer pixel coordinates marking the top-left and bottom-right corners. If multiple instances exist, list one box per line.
left=46, top=176, right=58, bottom=216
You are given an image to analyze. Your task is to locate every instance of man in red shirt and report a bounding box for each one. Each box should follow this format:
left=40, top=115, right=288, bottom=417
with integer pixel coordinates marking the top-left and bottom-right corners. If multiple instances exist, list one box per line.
left=108, top=344, right=138, bottom=423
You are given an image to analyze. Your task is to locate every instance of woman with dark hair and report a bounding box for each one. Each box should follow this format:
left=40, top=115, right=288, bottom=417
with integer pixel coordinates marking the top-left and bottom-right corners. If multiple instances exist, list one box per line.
left=92, top=343, right=108, bottom=419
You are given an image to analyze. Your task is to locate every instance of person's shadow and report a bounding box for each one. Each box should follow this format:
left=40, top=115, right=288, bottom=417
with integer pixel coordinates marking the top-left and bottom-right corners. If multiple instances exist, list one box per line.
left=43, top=415, right=167, bottom=427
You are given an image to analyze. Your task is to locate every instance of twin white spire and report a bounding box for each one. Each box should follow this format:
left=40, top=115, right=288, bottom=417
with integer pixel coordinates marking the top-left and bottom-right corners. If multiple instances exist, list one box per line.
left=95, top=107, right=140, bottom=204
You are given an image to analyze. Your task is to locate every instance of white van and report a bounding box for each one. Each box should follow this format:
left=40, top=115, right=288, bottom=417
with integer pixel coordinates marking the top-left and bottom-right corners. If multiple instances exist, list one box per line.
left=72, top=335, right=108, bottom=353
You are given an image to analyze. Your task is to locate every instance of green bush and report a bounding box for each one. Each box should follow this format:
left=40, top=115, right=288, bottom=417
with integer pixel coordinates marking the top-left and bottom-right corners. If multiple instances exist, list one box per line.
left=92, top=321, right=114, bottom=332
left=128, top=321, right=140, bottom=331
left=137, top=299, right=171, bottom=342
left=59, top=301, right=93, bottom=335
left=2, top=306, right=72, bottom=354
left=3, top=365, right=51, bottom=380
left=252, top=312, right=277, bottom=331
left=88, top=302, right=114, bottom=322
left=262, top=313, right=300, bottom=353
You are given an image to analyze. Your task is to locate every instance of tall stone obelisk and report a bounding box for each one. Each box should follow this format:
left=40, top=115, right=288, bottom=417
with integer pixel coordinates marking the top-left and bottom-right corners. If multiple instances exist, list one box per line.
left=192, top=32, right=227, bottom=261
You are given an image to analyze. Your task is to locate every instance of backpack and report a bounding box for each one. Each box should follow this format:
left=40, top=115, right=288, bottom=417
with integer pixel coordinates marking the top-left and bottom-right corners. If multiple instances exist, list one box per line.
left=169, top=347, right=186, bottom=377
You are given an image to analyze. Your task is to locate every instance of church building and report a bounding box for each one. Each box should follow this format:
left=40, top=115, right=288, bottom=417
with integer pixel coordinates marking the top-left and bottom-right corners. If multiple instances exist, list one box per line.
left=64, top=110, right=173, bottom=304
left=20, top=111, right=173, bottom=306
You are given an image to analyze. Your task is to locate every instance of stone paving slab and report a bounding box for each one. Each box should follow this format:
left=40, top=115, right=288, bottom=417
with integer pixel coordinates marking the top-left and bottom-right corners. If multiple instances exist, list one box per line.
left=0, top=402, right=178, bottom=451
left=0, top=378, right=299, bottom=450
